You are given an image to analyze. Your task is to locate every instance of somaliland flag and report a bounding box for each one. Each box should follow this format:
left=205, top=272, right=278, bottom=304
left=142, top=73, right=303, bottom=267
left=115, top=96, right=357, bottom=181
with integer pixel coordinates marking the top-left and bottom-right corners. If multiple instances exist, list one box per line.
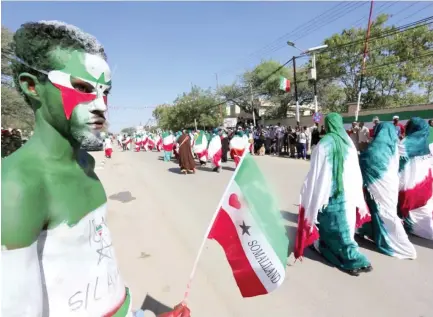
left=208, top=153, right=289, bottom=297
left=279, top=76, right=290, bottom=92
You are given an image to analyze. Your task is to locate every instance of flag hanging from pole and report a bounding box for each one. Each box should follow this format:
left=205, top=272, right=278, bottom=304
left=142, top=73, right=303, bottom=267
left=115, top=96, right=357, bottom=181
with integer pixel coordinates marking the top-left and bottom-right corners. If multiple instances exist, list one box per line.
left=279, top=76, right=291, bottom=92
left=208, top=153, right=289, bottom=298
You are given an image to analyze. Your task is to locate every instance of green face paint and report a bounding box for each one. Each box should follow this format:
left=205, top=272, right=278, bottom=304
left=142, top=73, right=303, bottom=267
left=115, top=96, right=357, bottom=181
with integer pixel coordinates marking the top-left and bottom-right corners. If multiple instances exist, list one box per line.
left=45, top=48, right=111, bottom=144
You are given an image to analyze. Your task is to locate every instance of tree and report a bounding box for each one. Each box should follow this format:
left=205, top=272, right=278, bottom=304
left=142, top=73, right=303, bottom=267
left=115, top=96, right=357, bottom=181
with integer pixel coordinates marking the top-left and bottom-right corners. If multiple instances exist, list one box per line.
left=153, top=86, right=222, bottom=131
left=217, top=59, right=344, bottom=119
left=120, top=127, right=135, bottom=135
left=1, top=26, right=35, bottom=130
left=218, top=60, right=292, bottom=119
left=316, top=14, right=433, bottom=109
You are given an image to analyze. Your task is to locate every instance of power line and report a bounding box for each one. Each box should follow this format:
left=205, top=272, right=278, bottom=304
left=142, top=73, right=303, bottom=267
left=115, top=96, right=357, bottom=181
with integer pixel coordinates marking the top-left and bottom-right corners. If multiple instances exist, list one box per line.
left=297, top=51, right=433, bottom=84
left=217, top=2, right=366, bottom=77
left=393, top=2, right=433, bottom=25
left=314, top=16, right=433, bottom=55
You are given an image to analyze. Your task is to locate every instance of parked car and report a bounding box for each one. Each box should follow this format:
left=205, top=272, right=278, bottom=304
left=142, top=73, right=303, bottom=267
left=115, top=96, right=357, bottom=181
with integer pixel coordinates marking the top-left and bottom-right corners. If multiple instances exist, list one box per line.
left=81, top=138, right=103, bottom=151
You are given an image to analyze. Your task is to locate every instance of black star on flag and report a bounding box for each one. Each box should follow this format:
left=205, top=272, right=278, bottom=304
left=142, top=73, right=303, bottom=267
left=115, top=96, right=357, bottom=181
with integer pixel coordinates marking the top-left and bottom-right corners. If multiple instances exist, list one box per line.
left=239, top=221, right=251, bottom=236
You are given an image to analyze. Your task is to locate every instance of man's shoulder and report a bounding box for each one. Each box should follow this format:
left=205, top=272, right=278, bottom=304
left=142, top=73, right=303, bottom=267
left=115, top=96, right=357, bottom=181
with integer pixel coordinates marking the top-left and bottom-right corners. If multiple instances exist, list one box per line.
left=2, top=158, right=47, bottom=248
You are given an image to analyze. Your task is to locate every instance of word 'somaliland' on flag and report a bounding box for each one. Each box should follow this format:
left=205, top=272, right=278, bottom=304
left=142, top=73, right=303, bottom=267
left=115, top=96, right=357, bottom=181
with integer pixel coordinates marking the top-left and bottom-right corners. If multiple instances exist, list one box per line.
left=279, top=76, right=291, bottom=92
left=208, top=153, right=289, bottom=297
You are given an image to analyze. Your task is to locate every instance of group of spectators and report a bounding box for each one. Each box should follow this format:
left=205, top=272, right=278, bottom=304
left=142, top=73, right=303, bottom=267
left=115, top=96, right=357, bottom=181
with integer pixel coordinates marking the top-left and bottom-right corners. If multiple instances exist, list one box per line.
left=236, top=114, right=433, bottom=160
left=1, top=128, right=31, bottom=158
left=250, top=123, right=326, bottom=159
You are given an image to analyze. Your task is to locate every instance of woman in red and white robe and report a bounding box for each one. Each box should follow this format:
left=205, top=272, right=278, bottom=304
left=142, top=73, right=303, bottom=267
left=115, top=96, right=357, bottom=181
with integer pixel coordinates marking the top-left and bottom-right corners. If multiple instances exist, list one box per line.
left=230, top=130, right=249, bottom=167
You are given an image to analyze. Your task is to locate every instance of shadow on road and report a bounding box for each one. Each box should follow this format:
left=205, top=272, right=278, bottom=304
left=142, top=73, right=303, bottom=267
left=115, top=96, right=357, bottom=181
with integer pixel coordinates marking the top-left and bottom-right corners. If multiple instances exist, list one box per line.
left=284, top=225, right=297, bottom=258
left=281, top=210, right=298, bottom=224
left=409, top=234, right=433, bottom=250
left=354, top=235, right=384, bottom=255
left=168, top=167, right=184, bottom=174
left=196, top=165, right=236, bottom=172
left=139, top=294, right=173, bottom=316
left=302, top=246, right=335, bottom=268
left=108, top=191, right=136, bottom=203
left=158, top=156, right=175, bottom=162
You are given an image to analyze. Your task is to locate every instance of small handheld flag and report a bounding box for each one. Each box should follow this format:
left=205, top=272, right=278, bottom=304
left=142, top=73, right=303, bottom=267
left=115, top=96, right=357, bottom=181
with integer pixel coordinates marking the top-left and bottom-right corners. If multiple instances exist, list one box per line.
left=183, top=152, right=289, bottom=301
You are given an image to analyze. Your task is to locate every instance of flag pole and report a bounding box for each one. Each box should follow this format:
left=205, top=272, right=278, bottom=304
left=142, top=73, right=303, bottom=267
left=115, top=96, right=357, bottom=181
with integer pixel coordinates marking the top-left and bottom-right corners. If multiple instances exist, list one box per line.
left=182, top=150, right=250, bottom=304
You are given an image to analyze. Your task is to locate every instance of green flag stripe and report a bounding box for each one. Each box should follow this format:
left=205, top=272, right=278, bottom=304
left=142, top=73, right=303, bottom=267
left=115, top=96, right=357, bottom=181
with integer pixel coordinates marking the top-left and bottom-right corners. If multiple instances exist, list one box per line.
left=234, top=154, right=289, bottom=267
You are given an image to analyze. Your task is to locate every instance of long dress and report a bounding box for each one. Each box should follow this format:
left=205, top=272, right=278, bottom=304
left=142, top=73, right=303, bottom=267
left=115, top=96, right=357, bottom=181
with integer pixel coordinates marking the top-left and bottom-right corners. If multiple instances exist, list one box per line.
left=104, top=138, right=113, bottom=158
left=358, top=122, right=416, bottom=259
left=177, top=134, right=196, bottom=173
left=230, top=132, right=248, bottom=167
left=193, top=131, right=208, bottom=165
left=162, top=131, right=174, bottom=162
left=208, top=133, right=222, bottom=171
left=295, top=113, right=372, bottom=275
left=398, top=117, right=433, bottom=240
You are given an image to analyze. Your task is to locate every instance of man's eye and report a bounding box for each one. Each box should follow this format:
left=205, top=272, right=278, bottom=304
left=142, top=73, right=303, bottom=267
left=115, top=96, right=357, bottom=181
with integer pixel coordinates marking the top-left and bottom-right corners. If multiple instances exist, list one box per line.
left=72, top=83, right=94, bottom=93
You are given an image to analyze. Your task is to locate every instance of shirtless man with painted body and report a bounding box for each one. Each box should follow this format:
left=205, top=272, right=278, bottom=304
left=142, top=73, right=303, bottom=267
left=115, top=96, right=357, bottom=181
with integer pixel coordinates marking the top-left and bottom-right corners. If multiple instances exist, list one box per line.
left=1, top=21, right=189, bottom=317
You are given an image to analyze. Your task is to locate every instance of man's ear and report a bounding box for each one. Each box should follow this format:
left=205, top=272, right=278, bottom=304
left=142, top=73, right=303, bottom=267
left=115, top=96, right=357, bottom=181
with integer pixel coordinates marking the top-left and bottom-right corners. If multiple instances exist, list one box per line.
left=18, top=73, right=41, bottom=102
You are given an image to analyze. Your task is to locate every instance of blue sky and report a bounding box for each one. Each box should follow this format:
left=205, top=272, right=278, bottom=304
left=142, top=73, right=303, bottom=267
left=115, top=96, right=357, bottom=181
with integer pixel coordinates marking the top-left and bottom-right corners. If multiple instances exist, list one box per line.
left=2, top=1, right=429, bottom=132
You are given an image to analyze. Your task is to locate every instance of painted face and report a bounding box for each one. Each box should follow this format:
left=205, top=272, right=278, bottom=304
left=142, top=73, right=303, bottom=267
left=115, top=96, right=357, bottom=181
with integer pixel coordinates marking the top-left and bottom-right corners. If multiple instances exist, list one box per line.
left=47, top=49, right=111, bottom=143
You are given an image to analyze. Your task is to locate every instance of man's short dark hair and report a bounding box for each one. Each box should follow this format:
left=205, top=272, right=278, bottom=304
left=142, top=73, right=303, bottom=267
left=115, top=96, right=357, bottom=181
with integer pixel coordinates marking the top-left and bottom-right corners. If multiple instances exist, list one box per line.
left=11, top=20, right=107, bottom=104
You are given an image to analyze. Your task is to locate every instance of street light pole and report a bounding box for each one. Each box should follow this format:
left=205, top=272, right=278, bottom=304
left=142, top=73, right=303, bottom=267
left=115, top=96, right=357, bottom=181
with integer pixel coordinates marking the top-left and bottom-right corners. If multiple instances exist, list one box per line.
left=215, top=73, right=223, bottom=123
left=287, top=41, right=327, bottom=116
left=250, top=83, right=256, bottom=127
left=312, top=53, right=318, bottom=113
left=292, top=56, right=300, bottom=125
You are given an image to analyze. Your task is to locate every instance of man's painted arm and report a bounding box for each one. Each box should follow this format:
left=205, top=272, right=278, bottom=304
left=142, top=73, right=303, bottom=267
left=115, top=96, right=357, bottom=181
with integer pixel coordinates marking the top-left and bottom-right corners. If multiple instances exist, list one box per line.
left=1, top=173, right=46, bottom=316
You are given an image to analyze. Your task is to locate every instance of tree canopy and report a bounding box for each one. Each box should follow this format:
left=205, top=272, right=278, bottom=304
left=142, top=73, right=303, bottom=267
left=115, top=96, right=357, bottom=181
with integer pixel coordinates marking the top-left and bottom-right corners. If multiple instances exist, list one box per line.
left=152, top=86, right=222, bottom=131
left=1, top=26, right=35, bottom=130
left=316, top=14, right=433, bottom=109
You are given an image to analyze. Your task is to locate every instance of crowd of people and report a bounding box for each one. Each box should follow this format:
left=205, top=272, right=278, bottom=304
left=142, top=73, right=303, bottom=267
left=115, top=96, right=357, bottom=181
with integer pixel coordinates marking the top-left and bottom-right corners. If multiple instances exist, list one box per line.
left=296, top=113, right=433, bottom=276
left=1, top=128, right=32, bottom=158
left=3, top=18, right=431, bottom=317
left=110, top=114, right=433, bottom=277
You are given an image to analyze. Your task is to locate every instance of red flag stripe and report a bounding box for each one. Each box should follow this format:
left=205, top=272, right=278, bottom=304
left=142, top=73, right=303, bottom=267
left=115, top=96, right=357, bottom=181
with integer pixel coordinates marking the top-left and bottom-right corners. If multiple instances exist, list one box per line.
left=208, top=207, right=268, bottom=297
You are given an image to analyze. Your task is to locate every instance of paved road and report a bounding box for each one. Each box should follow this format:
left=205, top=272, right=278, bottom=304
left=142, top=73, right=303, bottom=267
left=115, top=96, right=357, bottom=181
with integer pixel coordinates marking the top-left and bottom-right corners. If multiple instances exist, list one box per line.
left=92, top=148, right=433, bottom=317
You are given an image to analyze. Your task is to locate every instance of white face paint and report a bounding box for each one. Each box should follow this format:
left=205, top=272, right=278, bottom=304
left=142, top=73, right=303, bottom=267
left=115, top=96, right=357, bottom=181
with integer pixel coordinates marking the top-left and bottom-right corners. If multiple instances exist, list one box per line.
left=84, top=53, right=112, bottom=83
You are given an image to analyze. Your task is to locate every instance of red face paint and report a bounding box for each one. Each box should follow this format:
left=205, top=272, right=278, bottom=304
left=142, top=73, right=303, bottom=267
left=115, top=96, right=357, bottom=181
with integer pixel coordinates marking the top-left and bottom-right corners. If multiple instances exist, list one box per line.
left=52, top=83, right=98, bottom=120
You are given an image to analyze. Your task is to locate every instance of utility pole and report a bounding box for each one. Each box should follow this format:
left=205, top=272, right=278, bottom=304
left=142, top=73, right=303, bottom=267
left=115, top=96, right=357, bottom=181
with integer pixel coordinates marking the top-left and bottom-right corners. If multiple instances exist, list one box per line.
left=312, top=53, right=318, bottom=113
left=216, top=73, right=223, bottom=123
left=250, top=83, right=256, bottom=127
left=292, top=56, right=300, bottom=125
left=356, top=0, right=375, bottom=121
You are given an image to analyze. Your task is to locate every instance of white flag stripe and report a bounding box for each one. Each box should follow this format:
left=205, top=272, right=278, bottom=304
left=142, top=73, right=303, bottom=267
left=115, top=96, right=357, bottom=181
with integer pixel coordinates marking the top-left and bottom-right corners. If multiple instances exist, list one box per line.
left=221, top=182, right=286, bottom=293
left=48, top=70, right=111, bottom=92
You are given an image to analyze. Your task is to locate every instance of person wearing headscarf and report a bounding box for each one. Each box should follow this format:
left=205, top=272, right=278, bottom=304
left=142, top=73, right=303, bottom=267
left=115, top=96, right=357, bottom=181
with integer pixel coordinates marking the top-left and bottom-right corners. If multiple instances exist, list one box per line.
left=148, top=133, right=156, bottom=151
left=208, top=128, right=223, bottom=173
left=358, top=122, right=416, bottom=259
left=155, top=132, right=162, bottom=152
left=123, top=134, right=132, bottom=151
left=193, top=130, right=208, bottom=166
left=220, top=128, right=229, bottom=163
left=141, top=131, right=149, bottom=151
left=162, top=130, right=175, bottom=162
left=134, top=133, right=142, bottom=152
left=295, top=113, right=372, bottom=276
left=177, top=130, right=196, bottom=174
left=173, top=131, right=182, bottom=160
left=230, top=130, right=248, bottom=167
left=428, top=119, right=433, bottom=154
left=398, top=117, right=433, bottom=240
left=104, top=135, right=113, bottom=159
